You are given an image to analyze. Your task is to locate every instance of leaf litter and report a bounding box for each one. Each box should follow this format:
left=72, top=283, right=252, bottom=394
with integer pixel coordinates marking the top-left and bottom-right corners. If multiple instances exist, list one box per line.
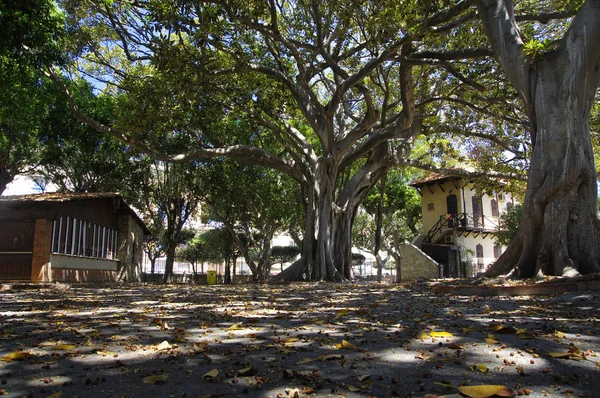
left=0, top=283, right=598, bottom=397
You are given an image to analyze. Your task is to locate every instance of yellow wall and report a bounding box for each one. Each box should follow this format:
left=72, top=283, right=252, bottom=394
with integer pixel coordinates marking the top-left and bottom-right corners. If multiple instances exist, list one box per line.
left=416, top=178, right=518, bottom=276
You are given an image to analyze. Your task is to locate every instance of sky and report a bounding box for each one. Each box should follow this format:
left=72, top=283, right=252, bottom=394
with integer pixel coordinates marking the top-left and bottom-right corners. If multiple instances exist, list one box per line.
left=1, top=175, right=57, bottom=196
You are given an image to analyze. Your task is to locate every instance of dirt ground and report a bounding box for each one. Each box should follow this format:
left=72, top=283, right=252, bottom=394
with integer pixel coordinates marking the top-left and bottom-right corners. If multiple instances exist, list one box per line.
left=0, top=282, right=598, bottom=398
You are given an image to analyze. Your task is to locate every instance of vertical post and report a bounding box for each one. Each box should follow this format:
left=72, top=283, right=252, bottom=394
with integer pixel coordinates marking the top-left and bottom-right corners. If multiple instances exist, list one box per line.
left=71, top=218, right=76, bottom=256
left=92, top=225, right=96, bottom=257
left=57, top=217, right=63, bottom=253
left=64, top=216, right=70, bottom=255
left=102, top=227, right=106, bottom=259
left=51, top=220, right=57, bottom=253
left=82, top=221, right=87, bottom=257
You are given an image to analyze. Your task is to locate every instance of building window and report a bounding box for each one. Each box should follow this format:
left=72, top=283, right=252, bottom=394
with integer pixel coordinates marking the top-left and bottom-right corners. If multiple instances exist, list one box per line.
left=51, top=216, right=117, bottom=260
left=428, top=203, right=434, bottom=211
left=506, top=202, right=514, bottom=212
left=491, top=199, right=499, bottom=217
left=494, top=244, right=502, bottom=259
left=476, top=244, right=484, bottom=271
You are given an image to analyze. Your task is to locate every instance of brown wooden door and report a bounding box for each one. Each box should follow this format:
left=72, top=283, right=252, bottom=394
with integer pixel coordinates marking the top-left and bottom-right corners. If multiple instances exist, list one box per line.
left=0, top=220, right=34, bottom=280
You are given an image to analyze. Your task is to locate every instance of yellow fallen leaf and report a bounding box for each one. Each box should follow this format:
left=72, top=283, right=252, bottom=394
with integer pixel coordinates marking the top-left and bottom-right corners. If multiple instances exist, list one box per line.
left=417, top=330, right=428, bottom=340
left=296, top=357, right=316, bottom=364
left=549, top=352, right=572, bottom=358
left=469, top=364, right=489, bottom=373
left=357, top=374, right=370, bottom=382
left=516, top=328, right=527, bottom=335
left=319, top=354, right=343, bottom=361
left=336, top=309, right=349, bottom=317
left=457, top=384, right=507, bottom=398
left=47, top=392, right=62, bottom=398
left=227, top=322, right=243, bottom=330
left=484, top=338, right=498, bottom=344
left=1, top=351, right=33, bottom=362
left=283, top=337, right=299, bottom=344
left=173, top=337, right=187, bottom=343
left=430, top=331, right=453, bottom=338
left=338, top=340, right=358, bottom=350
left=348, top=385, right=361, bottom=392
left=556, top=331, right=565, bottom=338
left=142, top=374, right=167, bottom=384
left=202, top=368, right=219, bottom=380
left=54, top=344, right=76, bottom=351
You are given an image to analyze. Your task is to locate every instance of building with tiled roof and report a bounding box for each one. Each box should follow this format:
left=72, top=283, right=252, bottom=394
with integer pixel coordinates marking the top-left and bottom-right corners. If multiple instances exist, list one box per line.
left=410, top=174, right=518, bottom=277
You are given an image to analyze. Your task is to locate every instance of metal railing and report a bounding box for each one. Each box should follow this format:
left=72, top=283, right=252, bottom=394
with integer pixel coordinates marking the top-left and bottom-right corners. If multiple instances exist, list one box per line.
left=426, top=213, right=500, bottom=243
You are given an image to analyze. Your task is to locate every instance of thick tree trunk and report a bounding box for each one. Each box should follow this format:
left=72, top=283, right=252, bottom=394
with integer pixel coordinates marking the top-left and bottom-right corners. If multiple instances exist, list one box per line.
left=0, top=171, right=12, bottom=196
left=478, top=0, right=600, bottom=278
left=273, top=150, right=391, bottom=282
left=162, top=243, right=176, bottom=283
left=486, top=54, right=600, bottom=278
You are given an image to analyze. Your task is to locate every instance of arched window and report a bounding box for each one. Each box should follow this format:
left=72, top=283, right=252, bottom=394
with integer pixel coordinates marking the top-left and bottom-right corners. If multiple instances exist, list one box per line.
left=491, top=199, right=499, bottom=217
left=476, top=244, right=484, bottom=271
left=472, top=196, right=483, bottom=227
left=493, top=244, right=502, bottom=259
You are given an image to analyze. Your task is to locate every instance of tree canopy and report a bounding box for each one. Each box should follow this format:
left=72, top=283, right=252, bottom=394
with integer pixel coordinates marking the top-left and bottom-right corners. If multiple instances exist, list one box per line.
left=38, top=0, right=599, bottom=280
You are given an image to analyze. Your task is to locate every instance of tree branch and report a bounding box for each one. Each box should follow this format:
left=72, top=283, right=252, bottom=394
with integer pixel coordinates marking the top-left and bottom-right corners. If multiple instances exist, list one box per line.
left=43, top=67, right=307, bottom=184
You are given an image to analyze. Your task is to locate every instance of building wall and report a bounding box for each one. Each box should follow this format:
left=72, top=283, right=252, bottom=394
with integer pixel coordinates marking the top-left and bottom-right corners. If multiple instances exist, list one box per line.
left=457, top=235, right=503, bottom=276
left=419, top=180, right=464, bottom=233
left=416, top=178, right=517, bottom=278
left=398, top=244, right=440, bottom=281
left=419, top=181, right=516, bottom=234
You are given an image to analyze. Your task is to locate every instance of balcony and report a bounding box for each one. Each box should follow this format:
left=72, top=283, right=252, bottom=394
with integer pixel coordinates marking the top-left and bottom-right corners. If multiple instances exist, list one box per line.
left=425, top=213, right=499, bottom=243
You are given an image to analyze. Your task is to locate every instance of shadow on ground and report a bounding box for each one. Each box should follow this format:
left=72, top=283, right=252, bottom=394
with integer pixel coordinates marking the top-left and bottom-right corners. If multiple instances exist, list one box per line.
left=0, top=282, right=598, bottom=397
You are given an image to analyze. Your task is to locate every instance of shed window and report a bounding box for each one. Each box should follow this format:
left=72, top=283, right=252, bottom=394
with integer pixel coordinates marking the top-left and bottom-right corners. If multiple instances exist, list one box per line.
left=52, top=216, right=117, bottom=260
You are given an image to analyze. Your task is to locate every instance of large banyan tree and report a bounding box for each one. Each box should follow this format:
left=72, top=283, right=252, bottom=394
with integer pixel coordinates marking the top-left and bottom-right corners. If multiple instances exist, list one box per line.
left=51, top=0, right=598, bottom=281
left=477, top=0, right=600, bottom=278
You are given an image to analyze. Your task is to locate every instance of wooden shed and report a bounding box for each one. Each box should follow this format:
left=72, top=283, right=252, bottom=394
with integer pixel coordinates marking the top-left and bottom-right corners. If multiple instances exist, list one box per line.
left=0, top=193, right=150, bottom=282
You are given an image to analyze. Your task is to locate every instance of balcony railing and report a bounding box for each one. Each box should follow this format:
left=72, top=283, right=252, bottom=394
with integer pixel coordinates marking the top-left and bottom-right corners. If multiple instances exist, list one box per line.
left=426, top=213, right=499, bottom=243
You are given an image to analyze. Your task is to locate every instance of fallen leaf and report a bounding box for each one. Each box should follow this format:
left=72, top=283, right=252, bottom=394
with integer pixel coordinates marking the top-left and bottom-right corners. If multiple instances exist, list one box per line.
left=202, top=368, right=219, bottom=380
left=417, top=330, right=429, bottom=339
left=357, top=374, right=370, bottom=382
left=469, top=364, right=489, bottom=373
left=53, top=344, right=76, bottom=351
left=297, top=357, right=316, bottom=364
left=238, top=367, right=258, bottom=376
left=484, top=338, right=499, bottom=344
left=142, top=374, right=168, bottom=384
left=1, top=351, right=33, bottom=362
left=318, top=354, right=343, bottom=361
left=156, top=341, right=171, bottom=350
left=47, top=392, right=62, bottom=398
left=457, top=385, right=507, bottom=398
left=430, top=331, right=453, bottom=338
left=227, top=322, right=243, bottom=330
left=555, top=331, right=565, bottom=339
left=348, top=385, right=361, bottom=392
left=549, top=352, right=572, bottom=358
left=338, top=339, right=358, bottom=350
